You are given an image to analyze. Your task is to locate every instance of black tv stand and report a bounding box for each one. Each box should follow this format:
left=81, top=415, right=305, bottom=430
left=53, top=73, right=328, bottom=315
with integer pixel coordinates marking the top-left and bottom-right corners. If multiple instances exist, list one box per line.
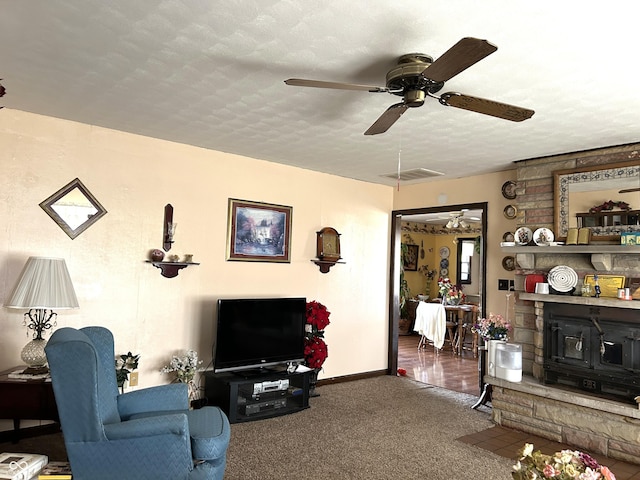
left=203, top=369, right=310, bottom=423
left=231, top=366, right=287, bottom=378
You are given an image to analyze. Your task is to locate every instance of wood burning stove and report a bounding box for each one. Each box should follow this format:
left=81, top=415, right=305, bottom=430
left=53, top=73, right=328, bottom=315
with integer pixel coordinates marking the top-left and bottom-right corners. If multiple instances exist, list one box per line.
left=544, top=302, right=640, bottom=403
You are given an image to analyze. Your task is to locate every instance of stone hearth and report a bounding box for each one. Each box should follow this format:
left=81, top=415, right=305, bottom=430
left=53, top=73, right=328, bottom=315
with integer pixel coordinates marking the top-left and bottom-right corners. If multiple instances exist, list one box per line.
left=490, top=376, right=640, bottom=464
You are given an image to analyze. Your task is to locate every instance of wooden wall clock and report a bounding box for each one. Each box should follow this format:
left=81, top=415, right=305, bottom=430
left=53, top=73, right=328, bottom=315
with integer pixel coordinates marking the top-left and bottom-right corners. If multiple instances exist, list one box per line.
left=313, top=227, right=343, bottom=273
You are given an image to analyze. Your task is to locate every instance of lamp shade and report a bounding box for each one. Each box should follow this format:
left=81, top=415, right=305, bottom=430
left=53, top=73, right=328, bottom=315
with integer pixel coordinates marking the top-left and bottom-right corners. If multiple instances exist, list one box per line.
left=5, top=256, right=79, bottom=309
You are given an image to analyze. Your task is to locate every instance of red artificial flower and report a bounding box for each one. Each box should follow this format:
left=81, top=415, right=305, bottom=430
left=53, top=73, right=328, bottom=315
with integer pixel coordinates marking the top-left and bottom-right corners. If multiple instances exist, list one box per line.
left=304, top=300, right=331, bottom=369
left=306, top=300, right=331, bottom=331
left=304, top=336, right=328, bottom=369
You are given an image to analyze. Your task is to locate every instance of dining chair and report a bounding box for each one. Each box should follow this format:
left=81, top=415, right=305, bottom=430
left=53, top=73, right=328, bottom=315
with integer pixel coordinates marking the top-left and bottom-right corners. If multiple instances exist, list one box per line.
left=458, top=305, right=480, bottom=357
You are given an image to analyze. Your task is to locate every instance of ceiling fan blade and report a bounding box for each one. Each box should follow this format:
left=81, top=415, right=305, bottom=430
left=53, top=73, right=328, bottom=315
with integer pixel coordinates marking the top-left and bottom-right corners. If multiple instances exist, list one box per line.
left=619, top=188, right=640, bottom=193
left=364, top=103, right=409, bottom=135
left=439, top=92, right=535, bottom=122
left=284, top=78, right=388, bottom=93
left=423, top=37, right=497, bottom=83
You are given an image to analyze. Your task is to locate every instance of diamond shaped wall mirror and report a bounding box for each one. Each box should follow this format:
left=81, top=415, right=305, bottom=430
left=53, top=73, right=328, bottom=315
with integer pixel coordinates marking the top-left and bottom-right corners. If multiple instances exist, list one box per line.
left=39, top=178, right=107, bottom=239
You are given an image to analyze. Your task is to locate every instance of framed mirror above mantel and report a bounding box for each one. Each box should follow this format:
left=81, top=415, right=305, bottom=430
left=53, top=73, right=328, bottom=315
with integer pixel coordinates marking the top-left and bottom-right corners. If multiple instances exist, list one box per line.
left=554, top=160, right=640, bottom=242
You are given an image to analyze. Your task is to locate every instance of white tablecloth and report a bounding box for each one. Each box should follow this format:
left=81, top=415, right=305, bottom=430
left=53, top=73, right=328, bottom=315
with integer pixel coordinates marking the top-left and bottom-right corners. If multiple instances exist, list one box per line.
left=413, top=302, right=446, bottom=349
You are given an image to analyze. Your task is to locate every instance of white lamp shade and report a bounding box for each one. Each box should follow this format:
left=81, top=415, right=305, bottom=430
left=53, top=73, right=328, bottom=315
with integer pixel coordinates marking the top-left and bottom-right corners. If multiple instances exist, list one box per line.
left=5, top=256, right=79, bottom=309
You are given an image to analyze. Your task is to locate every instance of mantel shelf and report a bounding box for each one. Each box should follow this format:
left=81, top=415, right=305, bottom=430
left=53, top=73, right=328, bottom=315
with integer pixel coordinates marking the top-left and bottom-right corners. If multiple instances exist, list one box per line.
left=146, top=261, right=200, bottom=278
left=501, top=245, right=640, bottom=271
left=519, top=292, right=640, bottom=310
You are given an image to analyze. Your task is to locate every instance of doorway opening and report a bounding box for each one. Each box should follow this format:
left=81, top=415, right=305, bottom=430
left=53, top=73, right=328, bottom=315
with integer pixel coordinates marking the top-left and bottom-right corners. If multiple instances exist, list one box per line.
left=388, top=202, right=488, bottom=383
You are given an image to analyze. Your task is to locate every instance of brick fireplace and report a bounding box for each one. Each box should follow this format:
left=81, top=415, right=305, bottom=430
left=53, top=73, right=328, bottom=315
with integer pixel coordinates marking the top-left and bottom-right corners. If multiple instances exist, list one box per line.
left=486, top=143, right=640, bottom=465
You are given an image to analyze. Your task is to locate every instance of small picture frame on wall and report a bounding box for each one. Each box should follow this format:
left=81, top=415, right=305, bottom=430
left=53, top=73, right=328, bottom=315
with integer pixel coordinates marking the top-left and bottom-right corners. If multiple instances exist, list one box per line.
left=403, top=244, right=419, bottom=271
left=226, top=198, right=292, bottom=263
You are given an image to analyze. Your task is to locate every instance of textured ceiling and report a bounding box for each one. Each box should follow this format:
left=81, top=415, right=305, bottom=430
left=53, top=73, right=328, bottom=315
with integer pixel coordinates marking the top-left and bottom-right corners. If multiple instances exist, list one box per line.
left=1, top=1, right=639, bottom=186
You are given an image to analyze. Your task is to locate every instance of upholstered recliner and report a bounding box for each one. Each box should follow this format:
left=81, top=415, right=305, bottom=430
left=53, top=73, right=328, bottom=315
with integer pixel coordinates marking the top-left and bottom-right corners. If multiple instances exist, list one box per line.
left=45, top=326, right=230, bottom=480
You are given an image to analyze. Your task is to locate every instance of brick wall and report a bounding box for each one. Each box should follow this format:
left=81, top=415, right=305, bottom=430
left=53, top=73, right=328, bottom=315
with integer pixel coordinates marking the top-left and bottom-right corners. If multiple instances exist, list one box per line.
left=512, top=142, right=640, bottom=378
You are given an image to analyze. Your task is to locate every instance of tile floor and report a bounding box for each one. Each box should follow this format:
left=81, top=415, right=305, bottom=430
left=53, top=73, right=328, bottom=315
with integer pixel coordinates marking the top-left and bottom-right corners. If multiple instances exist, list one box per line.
left=458, top=426, right=640, bottom=480
left=398, top=333, right=640, bottom=479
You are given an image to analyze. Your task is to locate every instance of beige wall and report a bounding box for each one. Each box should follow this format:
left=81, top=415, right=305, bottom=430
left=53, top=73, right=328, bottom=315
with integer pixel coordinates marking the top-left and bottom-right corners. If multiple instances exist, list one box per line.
left=393, top=171, right=519, bottom=318
left=0, top=110, right=393, bottom=393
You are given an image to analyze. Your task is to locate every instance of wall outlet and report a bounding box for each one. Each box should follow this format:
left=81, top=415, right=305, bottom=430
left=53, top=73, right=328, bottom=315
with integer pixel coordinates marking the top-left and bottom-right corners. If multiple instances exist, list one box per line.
left=129, top=372, right=139, bottom=387
left=498, top=279, right=509, bottom=291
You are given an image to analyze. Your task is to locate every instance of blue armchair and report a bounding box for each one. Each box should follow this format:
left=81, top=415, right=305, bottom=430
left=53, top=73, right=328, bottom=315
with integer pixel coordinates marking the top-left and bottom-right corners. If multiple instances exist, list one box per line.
left=45, top=326, right=230, bottom=480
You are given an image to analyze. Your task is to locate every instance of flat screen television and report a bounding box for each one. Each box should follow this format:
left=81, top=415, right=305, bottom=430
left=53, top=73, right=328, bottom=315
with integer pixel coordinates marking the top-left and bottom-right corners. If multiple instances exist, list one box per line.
left=213, top=297, right=306, bottom=374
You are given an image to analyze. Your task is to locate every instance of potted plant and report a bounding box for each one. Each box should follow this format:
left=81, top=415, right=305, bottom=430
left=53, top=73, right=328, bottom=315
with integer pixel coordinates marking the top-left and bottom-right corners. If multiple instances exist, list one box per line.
left=398, top=243, right=413, bottom=334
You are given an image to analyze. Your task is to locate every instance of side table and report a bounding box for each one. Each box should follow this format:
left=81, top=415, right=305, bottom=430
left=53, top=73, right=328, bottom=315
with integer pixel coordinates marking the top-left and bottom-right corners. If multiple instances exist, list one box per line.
left=0, top=366, right=59, bottom=442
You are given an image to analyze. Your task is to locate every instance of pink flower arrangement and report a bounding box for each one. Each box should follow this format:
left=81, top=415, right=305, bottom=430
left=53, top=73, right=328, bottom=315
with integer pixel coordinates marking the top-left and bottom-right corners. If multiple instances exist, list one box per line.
left=472, top=312, right=511, bottom=340
left=512, top=443, right=616, bottom=480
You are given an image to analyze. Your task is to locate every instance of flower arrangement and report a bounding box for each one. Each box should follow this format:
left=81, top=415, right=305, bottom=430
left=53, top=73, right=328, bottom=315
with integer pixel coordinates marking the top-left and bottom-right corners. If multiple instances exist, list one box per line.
left=437, top=277, right=465, bottom=304
left=512, top=443, right=616, bottom=480
left=161, top=349, right=202, bottom=384
left=472, top=312, right=511, bottom=340
left=115, top=351, right=140, bottom=393
left=304, top=300, right=331, bottom=369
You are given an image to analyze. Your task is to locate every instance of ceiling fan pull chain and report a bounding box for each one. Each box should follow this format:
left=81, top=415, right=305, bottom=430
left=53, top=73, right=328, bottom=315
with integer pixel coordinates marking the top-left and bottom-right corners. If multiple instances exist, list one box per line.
left=396, top=137, right=402, bottom=191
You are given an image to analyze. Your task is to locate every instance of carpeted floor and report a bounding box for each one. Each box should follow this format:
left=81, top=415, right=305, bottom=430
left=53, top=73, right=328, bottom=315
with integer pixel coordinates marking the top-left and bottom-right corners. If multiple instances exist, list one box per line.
left=224, top=375, right=513, bottom=479
left=0, top=375, right=515, bottom=479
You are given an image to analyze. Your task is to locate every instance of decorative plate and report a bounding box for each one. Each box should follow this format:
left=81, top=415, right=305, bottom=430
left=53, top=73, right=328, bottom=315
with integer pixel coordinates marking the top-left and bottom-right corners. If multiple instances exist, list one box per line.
left=439, top=246, right=450, bottom=258
left=503, top=231, right=515, bottom=242
left=514, top=227, right=533, bottom=245
left=502, top=256, right=516, bottom=271
left=440, top=258, right=449, bottom=269
left=440, top=268, right=448, bottom=277
left=533, top=228, right=554, bottom=246
left=547, top=265, right=578, bottom=293
left=501, top=180, right=517, bottom=200
left=503, top=204, right=518, bottom=219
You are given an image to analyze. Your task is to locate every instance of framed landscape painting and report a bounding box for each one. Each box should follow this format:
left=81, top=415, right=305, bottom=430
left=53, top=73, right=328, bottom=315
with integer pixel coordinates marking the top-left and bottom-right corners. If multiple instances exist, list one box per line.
left=226, top=198, right=292, bottom=263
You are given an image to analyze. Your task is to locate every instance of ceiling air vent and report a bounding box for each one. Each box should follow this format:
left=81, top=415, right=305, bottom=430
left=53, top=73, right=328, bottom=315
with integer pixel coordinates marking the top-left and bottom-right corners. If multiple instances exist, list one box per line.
left=380, top=168, right=444, bottom=183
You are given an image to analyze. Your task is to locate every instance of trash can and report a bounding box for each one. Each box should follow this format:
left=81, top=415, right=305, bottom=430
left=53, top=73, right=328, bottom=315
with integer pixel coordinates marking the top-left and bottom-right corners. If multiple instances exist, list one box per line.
left=495, top=343, right=522, bottom=382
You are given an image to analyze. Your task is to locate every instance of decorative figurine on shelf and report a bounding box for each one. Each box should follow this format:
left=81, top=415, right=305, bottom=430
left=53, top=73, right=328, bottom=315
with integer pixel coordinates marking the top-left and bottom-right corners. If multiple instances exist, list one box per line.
left=150, top=249, right=165, bottom=262
left=593, top=274, right=601, bottom=298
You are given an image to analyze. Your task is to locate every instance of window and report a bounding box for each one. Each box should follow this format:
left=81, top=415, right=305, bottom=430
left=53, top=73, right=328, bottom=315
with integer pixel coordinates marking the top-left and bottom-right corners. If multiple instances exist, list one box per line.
left=457, top=238, right=475, bottom=285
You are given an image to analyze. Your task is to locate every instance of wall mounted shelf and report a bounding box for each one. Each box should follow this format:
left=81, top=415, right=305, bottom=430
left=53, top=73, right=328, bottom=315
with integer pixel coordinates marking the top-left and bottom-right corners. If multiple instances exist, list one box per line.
left=146, top=261, right=199, bottom=278
left=311, top=259, right=345, bottom=274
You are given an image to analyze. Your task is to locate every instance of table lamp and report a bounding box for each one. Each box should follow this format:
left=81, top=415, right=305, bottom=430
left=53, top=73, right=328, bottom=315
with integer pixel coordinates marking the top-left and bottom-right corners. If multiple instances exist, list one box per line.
left=5, top=256, right=79, bottom=374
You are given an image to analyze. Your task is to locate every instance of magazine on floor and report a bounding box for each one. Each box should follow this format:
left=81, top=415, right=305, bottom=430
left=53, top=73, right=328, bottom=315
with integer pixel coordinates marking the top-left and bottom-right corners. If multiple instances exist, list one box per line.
left=0, top=452, right=48, bottom=480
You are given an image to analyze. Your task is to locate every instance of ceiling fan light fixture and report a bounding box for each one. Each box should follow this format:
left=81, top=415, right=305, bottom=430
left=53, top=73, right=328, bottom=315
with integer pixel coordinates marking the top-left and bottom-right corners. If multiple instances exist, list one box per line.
left=460, top=220, right=469, bottom=229
left=446, top=220, right=454, bottom=229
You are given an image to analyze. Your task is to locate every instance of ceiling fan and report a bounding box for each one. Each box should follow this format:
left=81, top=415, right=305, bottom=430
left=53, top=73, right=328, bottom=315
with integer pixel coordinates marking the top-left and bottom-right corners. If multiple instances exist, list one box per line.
left=285, top=37, right=534, bottom=135
left=444, top=211, right=481, bottom=229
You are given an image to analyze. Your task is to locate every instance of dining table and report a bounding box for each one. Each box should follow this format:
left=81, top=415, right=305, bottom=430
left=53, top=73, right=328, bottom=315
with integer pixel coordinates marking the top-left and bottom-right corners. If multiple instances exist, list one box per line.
left=443, top=304, right=475, bottom=355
